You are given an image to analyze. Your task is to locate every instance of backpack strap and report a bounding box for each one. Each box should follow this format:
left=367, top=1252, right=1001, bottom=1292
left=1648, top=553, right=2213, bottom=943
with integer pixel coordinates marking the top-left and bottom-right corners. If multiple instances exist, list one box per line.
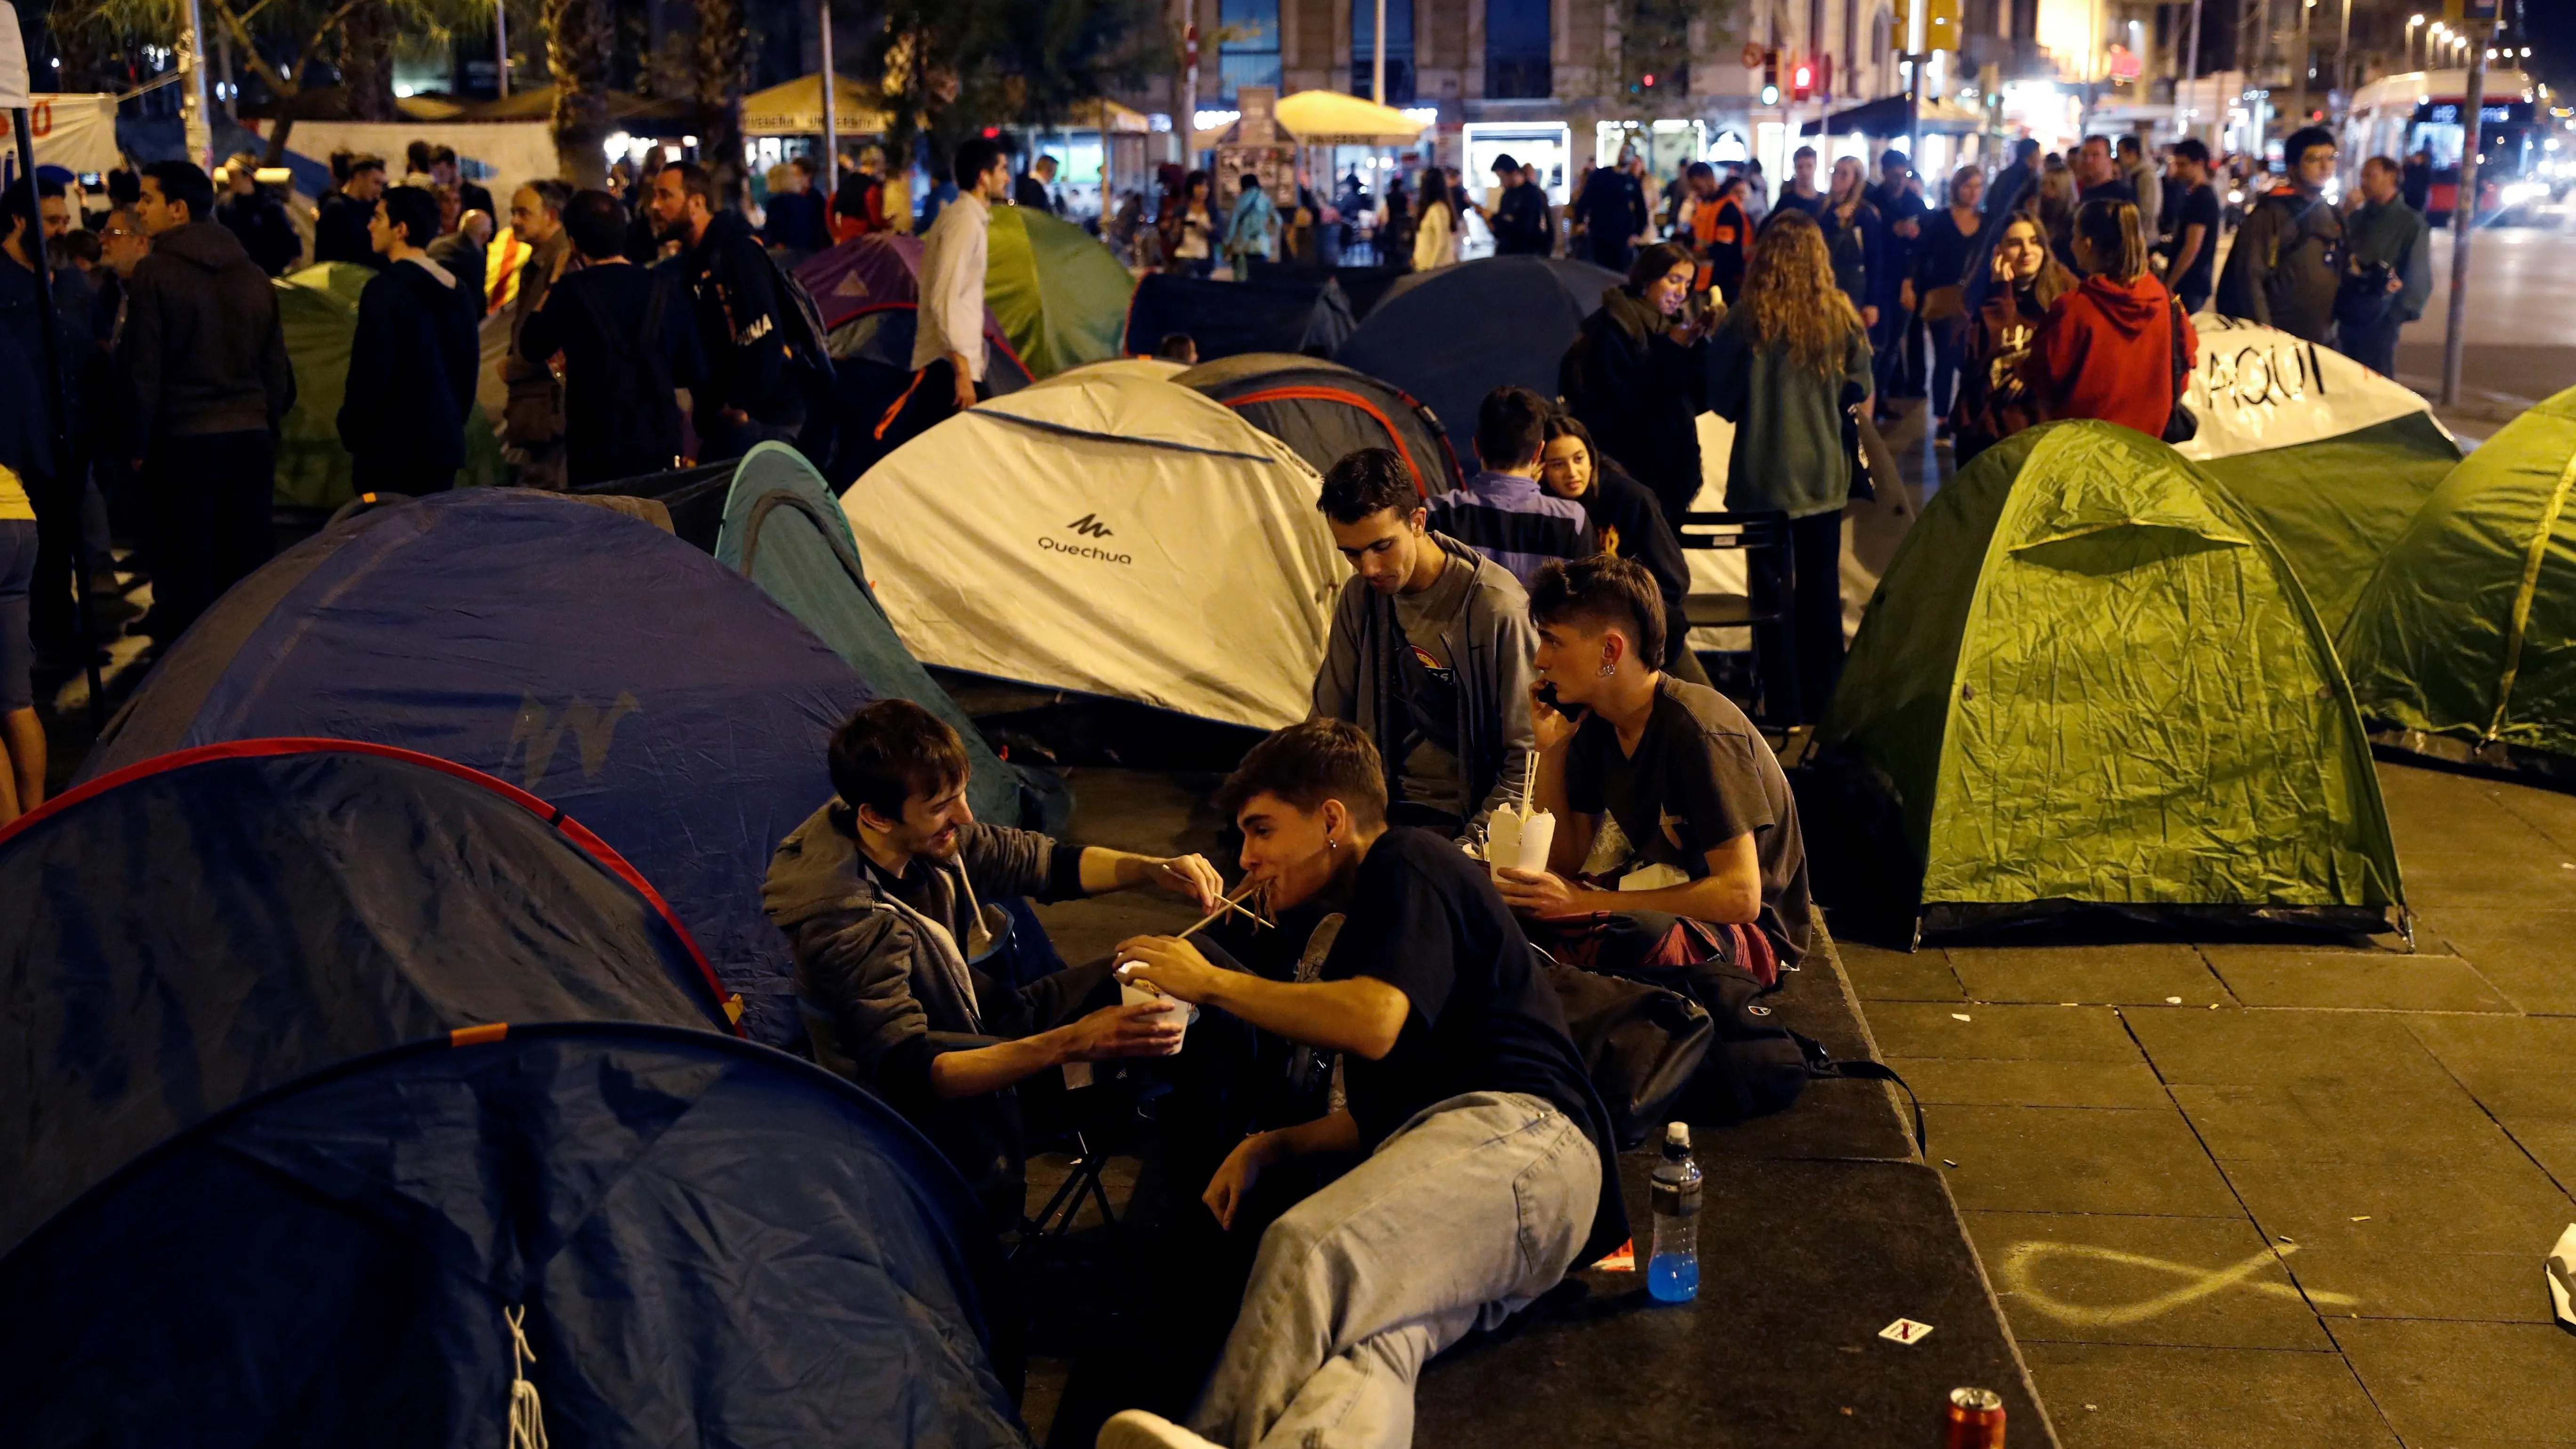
left=1795, top=1031, right=1927, bottom=1155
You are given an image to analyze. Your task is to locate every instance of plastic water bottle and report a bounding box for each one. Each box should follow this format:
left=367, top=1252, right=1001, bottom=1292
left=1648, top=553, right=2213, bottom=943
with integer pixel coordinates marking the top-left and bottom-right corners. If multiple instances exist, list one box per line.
left=1648, top=1121, right=1701, bottom=1303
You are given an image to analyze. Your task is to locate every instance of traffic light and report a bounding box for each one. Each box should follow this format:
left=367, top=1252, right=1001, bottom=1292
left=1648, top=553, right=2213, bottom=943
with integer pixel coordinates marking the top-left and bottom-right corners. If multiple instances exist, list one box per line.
left=1792, top=57, right=1813, bottom=101
left=1761, top=48, right=1781, bottom=106
left=1925, top=0, right=1960, bottom=51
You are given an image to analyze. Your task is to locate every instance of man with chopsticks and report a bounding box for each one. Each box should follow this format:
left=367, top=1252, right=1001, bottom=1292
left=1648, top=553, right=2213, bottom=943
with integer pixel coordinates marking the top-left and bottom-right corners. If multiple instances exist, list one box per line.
left=765, top=698, right=1261, bottom=1230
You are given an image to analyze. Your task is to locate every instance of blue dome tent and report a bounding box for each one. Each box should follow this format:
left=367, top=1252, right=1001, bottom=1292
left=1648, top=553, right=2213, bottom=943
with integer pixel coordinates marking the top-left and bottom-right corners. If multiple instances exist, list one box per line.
left=0, top=1022, right=1028, bottom=1448
left=82, top=490, right=870, bottom=1046
left=0, top=740, right=732, bottom=1262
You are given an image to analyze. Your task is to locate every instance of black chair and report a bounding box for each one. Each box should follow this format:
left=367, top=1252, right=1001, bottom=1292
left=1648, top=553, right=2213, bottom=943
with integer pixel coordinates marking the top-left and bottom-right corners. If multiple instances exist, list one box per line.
left=1674, top=510, right=1800, bottom=729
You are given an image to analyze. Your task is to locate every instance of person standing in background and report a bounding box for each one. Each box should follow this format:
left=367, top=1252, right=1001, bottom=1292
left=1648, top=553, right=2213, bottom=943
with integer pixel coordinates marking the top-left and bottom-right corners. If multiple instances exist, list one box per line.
left=1866, top=151, right=1927, bottom=419
left=1902, top=167, right=1985, bottom=441
left=501, top=180, right=572, bottom=489
left=1773, top=147, right=1826, bottom=218
left=1014, top=155, right=1061, bottom=215
left=2216, top=125, right=2342, bottom=343
left=2159, top=139, right=2222, bottom=315
left=214, top=155, right=300, bottom=277
left=1559, top=241, right=1709, bottom=526
left=2335, top=156, right=2432, bottom=376
left=340, top=185, right=477, bottom=496
left=1483, top=154, right=1551, bottom=256
left=427, top=146, right=495, bottom=220
left=2029, top=200, right=2195, bottom=438
left=878, top=139, right=1011, bottom=451
left=1411, top=168, right=1460, bottom=273
left=2117, top=136, right=2162, bottom=243
left=1224, top=173, right=1279, bottom=278
left=314, top=154, right=385, bottom=266
left=519, top=190, right=706, bottom=487
left=649, top=161, right=807, bottom=459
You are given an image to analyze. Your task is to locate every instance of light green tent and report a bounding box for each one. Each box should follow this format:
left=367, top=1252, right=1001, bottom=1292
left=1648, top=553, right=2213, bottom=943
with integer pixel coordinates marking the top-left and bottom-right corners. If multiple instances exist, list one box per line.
left=1817, top=421, right=2403, bottom=930
left=984, top=205, right=1135, bottom=379
left=2179, top=316, right=2462, bottom=633
left=273, top=263, right=506, bottom=511
left=2341, top=385, right=2576, bottom=774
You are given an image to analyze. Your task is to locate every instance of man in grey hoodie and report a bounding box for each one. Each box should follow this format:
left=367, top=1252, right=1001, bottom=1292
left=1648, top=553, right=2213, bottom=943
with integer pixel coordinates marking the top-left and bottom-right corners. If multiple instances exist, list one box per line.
left=1311, top=447, right=1538, bottom=845
left=764, top=698, right=1248, bottom=1228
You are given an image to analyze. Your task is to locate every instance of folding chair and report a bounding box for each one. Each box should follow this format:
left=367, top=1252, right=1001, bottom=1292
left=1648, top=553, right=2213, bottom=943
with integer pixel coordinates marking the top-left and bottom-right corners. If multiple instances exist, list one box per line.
left=1674, top=509, right=1800, bottom=729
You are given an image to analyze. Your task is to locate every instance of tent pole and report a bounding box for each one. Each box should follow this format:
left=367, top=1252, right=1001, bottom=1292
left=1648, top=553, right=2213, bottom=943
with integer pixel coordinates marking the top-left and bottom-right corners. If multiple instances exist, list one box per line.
left=818, top=0, right=837, bottom=204
left=12, top=108, right=105, bottom=731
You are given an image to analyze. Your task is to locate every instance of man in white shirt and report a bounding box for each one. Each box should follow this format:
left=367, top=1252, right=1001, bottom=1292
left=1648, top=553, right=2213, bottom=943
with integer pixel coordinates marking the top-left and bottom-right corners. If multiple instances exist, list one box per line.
left=879, top=138, right=1013, bottom=452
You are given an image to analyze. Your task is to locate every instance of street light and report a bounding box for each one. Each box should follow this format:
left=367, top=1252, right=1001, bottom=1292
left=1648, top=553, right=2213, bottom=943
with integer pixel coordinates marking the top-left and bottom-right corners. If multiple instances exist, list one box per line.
left=2407, top=14, right=2426, bottom=70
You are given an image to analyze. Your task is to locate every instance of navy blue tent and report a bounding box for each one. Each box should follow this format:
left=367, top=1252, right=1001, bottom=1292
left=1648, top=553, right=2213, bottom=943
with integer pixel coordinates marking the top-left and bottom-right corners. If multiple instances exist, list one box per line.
left=1122, top=273, right=1358, bottom=363
left=1335, top=255, right=1622, bottom=462
left=0, top=740, right=733, bottom=1262
left=84, top=490, right=870, bottom=1046
left=714, top=443, right=1065, bottom=832
left=0, top=1022, right=1028, bottom=1448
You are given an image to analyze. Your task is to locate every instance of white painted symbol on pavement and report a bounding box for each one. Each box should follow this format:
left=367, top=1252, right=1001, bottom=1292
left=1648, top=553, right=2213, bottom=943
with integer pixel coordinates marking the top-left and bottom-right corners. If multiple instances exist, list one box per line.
left=1997, top=1240, right=2358, bottom=1327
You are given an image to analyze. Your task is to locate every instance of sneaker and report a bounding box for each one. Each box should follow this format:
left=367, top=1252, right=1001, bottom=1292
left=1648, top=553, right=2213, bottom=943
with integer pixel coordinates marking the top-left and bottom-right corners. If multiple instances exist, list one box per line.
left=1097, top=1409, right=1223, bottom=1449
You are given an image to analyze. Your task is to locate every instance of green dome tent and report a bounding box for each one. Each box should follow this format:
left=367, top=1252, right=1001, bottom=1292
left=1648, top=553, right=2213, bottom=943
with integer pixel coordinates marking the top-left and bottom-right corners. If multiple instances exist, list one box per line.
left=2179, top=316, right=2462, bottom=633
left=1815, top=421, right=2404, bottom=934
left=274, top=263, right=505, bottom=512
left=985, top=206, right=1135, bottom=378
left=2341, top=385, right=2576, bottom=776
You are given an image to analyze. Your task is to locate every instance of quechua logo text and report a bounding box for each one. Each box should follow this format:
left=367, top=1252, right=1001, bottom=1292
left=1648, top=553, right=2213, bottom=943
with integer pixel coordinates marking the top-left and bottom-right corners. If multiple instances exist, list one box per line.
left=1040, top=513, right=1132, bottom=564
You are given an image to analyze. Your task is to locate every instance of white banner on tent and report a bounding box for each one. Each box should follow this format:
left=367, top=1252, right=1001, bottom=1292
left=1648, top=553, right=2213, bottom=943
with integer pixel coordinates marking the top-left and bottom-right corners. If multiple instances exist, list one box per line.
left=11, top=95, right=120, bottom=175
left=2176, top=314, right=2447, bottom=461
left=243, top=118, right=560, bottom=207
left=0, top=2, right=28, bottom=111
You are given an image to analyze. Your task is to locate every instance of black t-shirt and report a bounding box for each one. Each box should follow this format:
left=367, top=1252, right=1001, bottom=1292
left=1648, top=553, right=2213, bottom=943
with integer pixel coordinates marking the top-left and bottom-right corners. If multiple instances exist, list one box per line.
left=2078, top=177, right=2137, bottom=207
left=1563, top=677, right=1813, bottom=969
left=1322, top=828, right=1627, bottom=1263
left=2170, top=183, right=2222, bottom=300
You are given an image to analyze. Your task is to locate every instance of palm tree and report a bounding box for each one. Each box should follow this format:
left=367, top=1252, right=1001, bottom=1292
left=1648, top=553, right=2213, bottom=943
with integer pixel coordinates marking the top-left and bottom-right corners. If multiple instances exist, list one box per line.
left=546, top=0, right=612, bottom=185
left=692, top=0, right=749, bottom=208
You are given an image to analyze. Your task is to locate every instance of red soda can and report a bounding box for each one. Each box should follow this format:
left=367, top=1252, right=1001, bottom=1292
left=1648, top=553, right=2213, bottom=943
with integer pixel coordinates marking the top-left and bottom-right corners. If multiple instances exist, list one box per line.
left=1942, top=1387, right=2005, bottom=1448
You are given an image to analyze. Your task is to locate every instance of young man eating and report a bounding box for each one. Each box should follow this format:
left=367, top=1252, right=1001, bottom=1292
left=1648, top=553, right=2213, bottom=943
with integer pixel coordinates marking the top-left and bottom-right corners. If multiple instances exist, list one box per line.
left=1495, top=555, right=1812, bottom=977
left=1099, top=719, right=1625, bottom=1449
left=764, top=698, right=1239, bottom=1228
left=1311, top=446, right=1538, bottom=844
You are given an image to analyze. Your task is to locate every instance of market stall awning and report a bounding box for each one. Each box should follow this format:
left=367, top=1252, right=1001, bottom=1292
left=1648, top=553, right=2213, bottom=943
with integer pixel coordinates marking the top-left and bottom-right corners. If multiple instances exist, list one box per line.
left=741, top=74, right=891, bottom=137
left=1800, top=94, right=1983, bottom=137
left=1272, top=90, right=1427, bottom=145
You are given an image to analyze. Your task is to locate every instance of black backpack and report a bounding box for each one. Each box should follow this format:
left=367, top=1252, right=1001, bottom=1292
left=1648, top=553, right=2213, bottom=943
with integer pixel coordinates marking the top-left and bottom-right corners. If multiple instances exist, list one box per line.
left=751, top=242, right=837, bottom=392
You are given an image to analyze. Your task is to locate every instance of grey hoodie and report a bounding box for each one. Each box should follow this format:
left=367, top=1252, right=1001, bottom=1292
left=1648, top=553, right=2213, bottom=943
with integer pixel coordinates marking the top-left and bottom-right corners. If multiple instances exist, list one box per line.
left=117, top=219, right=294, bottom=450
left=1312, top=531, right=1538, bottom=841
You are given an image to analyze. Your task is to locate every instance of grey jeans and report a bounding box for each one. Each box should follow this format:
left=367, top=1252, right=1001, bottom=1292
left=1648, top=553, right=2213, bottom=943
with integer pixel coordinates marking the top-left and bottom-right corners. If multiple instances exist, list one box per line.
left=1190, top=1091, right=1601, bottom=1449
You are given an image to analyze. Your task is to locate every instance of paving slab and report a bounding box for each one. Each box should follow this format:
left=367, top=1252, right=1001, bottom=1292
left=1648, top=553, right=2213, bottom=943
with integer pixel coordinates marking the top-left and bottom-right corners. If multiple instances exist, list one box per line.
left=2332, top=1319, right=2576, bottom=1445
left=2121, top=1009, right=2461, bottom=1093
left=1887, top=1057, right=2174, bottom=1110
left=1865, top=1002, right=2145, bottom=1063
left=2167, top=1082, right=2531, bottom=1167
left=2019, top=1343, right=2399, bottom=1449
left=1924, top=1104, right=2242, bottom=1217
left=2283, top=1248, right=2561, bottom=1326
left=1947, top=945, right=2235, bottom=1007
left=1962, top=1211, right=2334, bottom=1351
left=2201, top=951, right=2515, bottom=1013
left=2219, top=1157, right=2576, bottom=1256
left=2411, top=909, right=2576, bottom=1015
left=1838, top=942, right=1964, bottom=1001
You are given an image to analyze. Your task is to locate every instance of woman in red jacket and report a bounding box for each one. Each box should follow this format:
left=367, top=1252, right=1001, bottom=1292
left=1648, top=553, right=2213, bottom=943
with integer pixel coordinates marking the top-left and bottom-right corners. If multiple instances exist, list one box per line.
left=2029, top=200, right=2197, bottom=439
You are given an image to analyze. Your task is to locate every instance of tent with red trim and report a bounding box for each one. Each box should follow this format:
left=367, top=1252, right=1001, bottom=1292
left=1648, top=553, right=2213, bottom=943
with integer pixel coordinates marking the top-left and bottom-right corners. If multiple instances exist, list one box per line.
left=80, top=489, right=869, bottom=1046
left=796, top=233, right=1035, bottom=485
left=1176, top=351, right=1462, bottom=496
left=0, top=741, right=735, bottom=1264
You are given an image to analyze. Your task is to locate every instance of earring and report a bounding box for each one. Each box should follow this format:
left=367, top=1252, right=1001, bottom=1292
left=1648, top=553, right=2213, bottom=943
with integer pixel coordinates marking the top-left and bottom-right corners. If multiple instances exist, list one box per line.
left=1597, top=655, right=1617, bottom=677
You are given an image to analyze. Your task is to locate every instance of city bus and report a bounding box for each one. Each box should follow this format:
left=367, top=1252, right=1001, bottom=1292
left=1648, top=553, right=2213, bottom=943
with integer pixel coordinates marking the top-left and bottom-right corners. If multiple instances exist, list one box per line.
left=2343, top=67, right=2545, bottom=222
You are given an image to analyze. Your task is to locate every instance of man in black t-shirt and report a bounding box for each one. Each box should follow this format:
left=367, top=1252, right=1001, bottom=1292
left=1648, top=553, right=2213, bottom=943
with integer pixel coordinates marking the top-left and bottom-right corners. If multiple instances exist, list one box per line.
left=2160, top=138, right=2222, bottom=316
left=1103, top=720, right=1624, bottom=1449
left=1496, top=555, right=1813, bottom=974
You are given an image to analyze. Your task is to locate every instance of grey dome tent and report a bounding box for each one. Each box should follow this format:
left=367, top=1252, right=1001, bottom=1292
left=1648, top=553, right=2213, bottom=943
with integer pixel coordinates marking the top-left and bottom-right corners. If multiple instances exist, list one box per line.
left=1336, top=255, right=1622, bottom=461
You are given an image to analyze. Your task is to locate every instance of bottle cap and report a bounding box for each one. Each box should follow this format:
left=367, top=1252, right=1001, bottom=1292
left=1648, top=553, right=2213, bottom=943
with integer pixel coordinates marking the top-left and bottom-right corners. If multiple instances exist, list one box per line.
left=1665, top=1122, right=1690, bottom=1149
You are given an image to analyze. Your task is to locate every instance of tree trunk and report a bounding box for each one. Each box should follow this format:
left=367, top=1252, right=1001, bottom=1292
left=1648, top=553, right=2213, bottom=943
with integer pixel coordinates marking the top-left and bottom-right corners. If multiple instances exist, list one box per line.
left=338, top=4, right=399, bottom=123
left=547, top=0, right=614, bottom=185
left=692, top=0, right=749, bottom=209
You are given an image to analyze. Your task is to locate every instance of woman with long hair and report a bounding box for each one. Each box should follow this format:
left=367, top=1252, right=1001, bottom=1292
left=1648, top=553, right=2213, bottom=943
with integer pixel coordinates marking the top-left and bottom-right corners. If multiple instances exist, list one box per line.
left=1412, top=167, right=1460, bottom=272
left=1818, top=156, right=1884, bottom=329
left=1559, top=240, right=1711, bottom=523
left=1537, top=412, right=1712, bottom=687
left=1160, top=170, right=1218, bottom=277
left=1949, top=211, right=2075, bottom=462
left=2030, top=199, right=2197, bottom=437
left=1704, top=209, right=1874, bottom=721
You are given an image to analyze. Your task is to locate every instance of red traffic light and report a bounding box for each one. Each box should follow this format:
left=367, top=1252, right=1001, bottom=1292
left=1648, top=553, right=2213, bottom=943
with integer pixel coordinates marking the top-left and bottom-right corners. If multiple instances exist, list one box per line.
left=1792, top=60, right=1813, bottom=99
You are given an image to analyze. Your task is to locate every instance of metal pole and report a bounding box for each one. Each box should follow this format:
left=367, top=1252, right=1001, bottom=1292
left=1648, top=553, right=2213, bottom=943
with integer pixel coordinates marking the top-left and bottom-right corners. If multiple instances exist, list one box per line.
left=12, top=109, right=103, bottom=728
left=2184, top=0, right=2204, bottom=84
left=2440, top=24, right=2488, bottom=406
left=493, top=0, right=510, bottom=100
left=178, top=0, right=212, bottom=169
left=2331, top=0, right=2351, bottom=121
left=818, top=0, right=837, bottom=203
left=2291, top=0, right=2311, bottom=126
left=1372, top=0, right=1386, bottom=105
left=1182, top=12, right=1199, bottom=168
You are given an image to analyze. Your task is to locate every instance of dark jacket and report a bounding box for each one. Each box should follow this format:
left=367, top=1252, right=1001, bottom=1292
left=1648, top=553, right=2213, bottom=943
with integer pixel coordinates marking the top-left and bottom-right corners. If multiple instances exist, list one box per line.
left=1312, top=532, right=1539, bottom=842
left=424, top=231, right=487, bottom=313
left=1950, top=260, right=2076, bottom=459
left=118, top=220, right=295, bottom=452
left=2344, top=198, right=2434, bottom=325
left=501, top=230, right=572, bottom=446
left=1489, top=179, right=1552, bottom=255
left=1562, top=283, right=1706, bottom=523
left=1573, top=167, right=1646, bottom=268
left=1011, top=174, right=1057, bottom=215
left=216, top=190, right=302, bottom=276
left=0, top=250, right=91, bottom=475
left=519, top=260, right=706, bottom=486
left=680, top=209, right=805, bottom=428
left=1576, top=456, right=1693, bottom=670
left=1984, top=160, right=2036, bottom=223
left=2215, top=185, right=2342, bottom=341
left=1819, top=200, right=1884, bottom=315
left=1868, top=182, right=1927, bottom=308
left=763, top=805, right=1088, bottom=1218
left=1913, top=204, right=1985, bottom=297
left=338, top=254, right=478, bottom=478
left=762, top=189, right=830, bottom=252
left=313, top=193, right=381, bottom=267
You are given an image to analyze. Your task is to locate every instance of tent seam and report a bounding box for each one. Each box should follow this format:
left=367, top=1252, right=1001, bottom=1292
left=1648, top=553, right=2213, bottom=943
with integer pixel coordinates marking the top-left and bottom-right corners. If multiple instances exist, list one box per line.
left=2486, top=439, right=2576, bottom=742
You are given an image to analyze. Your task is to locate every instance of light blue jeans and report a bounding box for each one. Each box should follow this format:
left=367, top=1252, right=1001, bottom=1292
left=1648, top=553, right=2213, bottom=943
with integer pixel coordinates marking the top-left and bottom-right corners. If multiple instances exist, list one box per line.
left=1190, top=1092, right=1600, bottom=1449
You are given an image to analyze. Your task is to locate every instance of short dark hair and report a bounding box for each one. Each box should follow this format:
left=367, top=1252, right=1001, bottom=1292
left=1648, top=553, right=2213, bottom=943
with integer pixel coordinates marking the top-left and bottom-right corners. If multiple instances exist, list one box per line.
left=562, top=188, right=628, bottom=259
left=828, top=699, right=970, bottom=821
left=1474, top=385, right=1549, bottom=470
left=1528, top=555, right=1666, bottom=668
left=428, top=144, right=459, bottom=168
left=1880, top=148, right=1908, bottom=170
left=1490, top=152, right=1521, bottom=174
left=1684, top=160, right=1715, bottom=182
left=380, top=185, right=442, bottom=248
left=665, top=160, right=716, bottom=211
left=1318, top=447, right=1421, bottom=524
left=953, top=137, right=1005, bottom=188
left=2116, top=134, right=2143, bottom=158
left=141, top=161, right=216, bottom=224
left=2014, top=137, right=2042, bottom=163
left=2171, top=137, right=2211, bottom=167
left=347, top=153, right=386, bottom=179
left=2284, top=126, right=2337, bottom=168
left=106, top=168, right=141, bottom=205
left=1239, top=173, right=1261, bottom=193
left=406, top=140, right=435, bottom=173
left=1626, top=240, right=1695, bottom=293
left=1216, top=718, right=1388, bottom=828
left=1155, top=331, right=1198, bottom=362
left=51, top=229, right=101, bottom=267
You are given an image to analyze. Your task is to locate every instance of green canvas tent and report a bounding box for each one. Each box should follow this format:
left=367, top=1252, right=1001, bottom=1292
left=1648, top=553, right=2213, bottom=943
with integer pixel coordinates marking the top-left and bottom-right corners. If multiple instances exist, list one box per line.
left=2179, top=315, right=2462, bottom=633
left=1816, top=421, right=2403, bottom=932
left=712, top=443, right=1063, bottom=831
left=273, top=263, right=505, bottom=511
left=985, top=206, right=1135, bottom=379
left=2340, top=385, right=2576, bottom=776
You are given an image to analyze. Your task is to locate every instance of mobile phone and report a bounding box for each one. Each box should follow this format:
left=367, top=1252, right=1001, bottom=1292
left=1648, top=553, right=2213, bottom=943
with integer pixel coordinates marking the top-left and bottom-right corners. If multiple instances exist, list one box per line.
left=1534, top=681, right=1562, bottom=712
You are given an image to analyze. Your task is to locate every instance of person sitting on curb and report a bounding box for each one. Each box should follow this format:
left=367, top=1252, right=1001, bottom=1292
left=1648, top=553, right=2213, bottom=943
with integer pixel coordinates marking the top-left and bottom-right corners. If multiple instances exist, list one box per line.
left=1427, top=385, right=1596, bottom=591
